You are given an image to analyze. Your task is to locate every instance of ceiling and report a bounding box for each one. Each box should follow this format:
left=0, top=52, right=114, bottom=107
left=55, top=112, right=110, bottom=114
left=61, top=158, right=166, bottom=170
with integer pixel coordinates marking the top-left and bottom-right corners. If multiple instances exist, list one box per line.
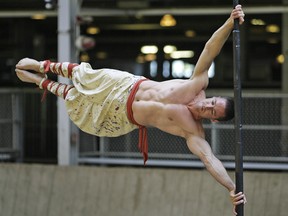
left=0, top=0, right=284, bottom=10
left=0, top=0, right=285, bottom=87
left=0, top=1, right=284, bottom=44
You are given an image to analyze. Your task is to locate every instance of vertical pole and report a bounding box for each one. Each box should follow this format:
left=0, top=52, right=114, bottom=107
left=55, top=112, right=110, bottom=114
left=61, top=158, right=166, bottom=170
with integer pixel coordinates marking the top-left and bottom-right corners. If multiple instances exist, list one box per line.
left=57, top=0, right=80, bottom=165
left=281, top=3, right=288, bottom=157
left=233, top=1, right=244, bottom=216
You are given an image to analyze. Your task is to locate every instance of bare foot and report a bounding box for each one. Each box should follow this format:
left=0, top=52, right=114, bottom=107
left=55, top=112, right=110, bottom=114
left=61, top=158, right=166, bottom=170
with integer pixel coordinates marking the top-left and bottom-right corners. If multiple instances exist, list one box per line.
left=16, top=58, right=41, bottom=72
left=15, top=69, right=46, bottom=86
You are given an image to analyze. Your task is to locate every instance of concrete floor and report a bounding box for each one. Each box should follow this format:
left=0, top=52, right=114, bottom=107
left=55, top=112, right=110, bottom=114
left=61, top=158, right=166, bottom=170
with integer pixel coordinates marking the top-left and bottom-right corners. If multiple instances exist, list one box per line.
left=0, top=164, right=287, bottom=216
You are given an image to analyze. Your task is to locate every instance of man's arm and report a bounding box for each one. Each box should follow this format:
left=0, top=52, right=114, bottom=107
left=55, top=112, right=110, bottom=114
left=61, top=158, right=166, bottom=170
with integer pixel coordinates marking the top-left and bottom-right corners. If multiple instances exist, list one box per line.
left=186, top=135, right=246, bottom=215
left=186, top=135, right=235, bottom=191
left=190, top=5, right=244, bottom=88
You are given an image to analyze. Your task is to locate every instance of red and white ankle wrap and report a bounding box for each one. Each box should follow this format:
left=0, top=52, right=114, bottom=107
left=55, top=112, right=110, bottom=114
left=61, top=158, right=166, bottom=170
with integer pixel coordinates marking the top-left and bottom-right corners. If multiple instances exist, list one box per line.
left=39, top=60, right=78, bottom=101
left=39, top=78, right=74, bottom=101
left=39, top=60, right=78, bottom=79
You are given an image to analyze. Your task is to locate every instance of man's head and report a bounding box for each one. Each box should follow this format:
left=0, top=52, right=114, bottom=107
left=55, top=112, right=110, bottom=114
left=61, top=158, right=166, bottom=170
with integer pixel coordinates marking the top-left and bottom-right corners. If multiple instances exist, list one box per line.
left=191, top=96, right=234, bottom=122
left=215, top=96, right=234, bottom=122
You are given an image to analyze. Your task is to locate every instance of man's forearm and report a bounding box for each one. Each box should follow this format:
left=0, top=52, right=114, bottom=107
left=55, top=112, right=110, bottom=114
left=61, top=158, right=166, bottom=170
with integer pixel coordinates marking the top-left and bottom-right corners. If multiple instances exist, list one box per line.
left=203, top=154, right=235, bottom=192
left=204, top=17, right=234, bottom=58
left=189, top=16, right=235, bottom=80
left=186, top=136, right=235, bottom=191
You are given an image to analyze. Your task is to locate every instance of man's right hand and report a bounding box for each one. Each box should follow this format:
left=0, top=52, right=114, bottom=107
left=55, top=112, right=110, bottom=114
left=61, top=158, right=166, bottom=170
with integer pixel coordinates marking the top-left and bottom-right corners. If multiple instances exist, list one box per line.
left=229, top=190, right=247, bottom=215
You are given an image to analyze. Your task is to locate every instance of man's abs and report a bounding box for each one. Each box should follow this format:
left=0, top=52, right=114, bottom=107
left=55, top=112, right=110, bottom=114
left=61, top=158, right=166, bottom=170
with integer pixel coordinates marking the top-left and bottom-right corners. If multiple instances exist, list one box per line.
left=135, top=79, right=202, bottom=105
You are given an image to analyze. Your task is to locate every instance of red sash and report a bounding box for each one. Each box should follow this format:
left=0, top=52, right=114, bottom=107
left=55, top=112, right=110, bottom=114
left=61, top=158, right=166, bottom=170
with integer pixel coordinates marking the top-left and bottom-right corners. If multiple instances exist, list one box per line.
left=126, top=79, right=148, bottom=165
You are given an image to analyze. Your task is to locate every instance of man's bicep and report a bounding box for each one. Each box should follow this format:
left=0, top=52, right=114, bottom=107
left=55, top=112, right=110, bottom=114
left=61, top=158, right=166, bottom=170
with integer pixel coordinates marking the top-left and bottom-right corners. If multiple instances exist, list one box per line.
left=189, top=74, right=209, bottom=92
left=186, top=136, right=213, bottom=159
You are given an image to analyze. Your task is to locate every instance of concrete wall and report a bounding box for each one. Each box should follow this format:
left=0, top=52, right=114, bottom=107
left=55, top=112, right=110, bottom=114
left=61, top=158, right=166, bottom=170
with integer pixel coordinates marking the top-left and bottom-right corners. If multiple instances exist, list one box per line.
left=0, top=164, right=287, bottom=216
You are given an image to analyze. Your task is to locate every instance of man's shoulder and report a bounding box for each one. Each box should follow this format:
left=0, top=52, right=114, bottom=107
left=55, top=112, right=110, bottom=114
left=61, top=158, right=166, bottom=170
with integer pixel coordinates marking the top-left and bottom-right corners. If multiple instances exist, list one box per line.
left=183, top=120, right=205, bottom=139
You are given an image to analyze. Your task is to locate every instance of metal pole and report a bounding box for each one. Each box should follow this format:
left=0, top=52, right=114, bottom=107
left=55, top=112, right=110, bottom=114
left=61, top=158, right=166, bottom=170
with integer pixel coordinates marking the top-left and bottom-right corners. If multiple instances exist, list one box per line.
left=233, top=1, right=244, bottom=216
left=58, top=0, right=80, bottom=165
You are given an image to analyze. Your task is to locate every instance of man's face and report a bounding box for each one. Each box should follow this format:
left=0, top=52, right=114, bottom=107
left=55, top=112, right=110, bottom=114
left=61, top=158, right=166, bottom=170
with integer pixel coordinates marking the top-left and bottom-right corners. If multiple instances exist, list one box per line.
left=194, top=97, right=227, bottom=121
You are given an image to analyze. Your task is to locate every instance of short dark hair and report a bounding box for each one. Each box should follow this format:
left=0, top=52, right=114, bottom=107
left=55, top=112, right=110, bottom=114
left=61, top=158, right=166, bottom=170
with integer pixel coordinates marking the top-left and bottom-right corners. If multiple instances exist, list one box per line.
left=216, top=97, right=234, bottom=121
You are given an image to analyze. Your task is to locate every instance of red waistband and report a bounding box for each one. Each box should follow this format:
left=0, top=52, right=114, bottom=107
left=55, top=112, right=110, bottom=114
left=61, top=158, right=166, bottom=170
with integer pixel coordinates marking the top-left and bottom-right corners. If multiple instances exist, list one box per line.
left=126, top=78, right=148, bottom=165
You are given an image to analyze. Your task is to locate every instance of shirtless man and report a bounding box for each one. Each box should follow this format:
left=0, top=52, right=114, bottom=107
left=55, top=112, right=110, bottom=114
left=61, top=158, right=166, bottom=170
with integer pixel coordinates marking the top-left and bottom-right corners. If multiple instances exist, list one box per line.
left=15, top=5, right=246, bottom=214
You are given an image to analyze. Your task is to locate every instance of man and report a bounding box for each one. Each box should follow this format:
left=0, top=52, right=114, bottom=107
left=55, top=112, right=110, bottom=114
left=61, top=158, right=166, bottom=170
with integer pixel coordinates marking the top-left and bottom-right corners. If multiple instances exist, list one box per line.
left=15, top=5, right=246, bottom=214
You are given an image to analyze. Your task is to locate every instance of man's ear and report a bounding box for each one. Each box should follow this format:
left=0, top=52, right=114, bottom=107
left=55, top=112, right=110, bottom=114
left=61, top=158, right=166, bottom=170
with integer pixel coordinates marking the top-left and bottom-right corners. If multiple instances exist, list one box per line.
left=211, top=119, right=219, bottom=123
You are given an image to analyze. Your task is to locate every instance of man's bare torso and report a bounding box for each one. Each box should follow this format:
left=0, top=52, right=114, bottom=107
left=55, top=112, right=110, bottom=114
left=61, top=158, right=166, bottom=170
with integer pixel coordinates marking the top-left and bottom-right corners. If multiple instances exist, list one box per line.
left=132, top=79, right=206, bottom=139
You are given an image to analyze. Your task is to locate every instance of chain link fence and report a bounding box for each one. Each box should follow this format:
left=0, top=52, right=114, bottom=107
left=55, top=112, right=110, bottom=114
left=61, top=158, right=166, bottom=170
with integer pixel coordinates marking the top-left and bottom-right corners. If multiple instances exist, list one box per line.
left=0, top=89, right=23, bottom=161
left=1, top=89, right=288, bottom=169
left=78, top=91, right=288, bottom=170
left=0, top=88, right=57, bottom=162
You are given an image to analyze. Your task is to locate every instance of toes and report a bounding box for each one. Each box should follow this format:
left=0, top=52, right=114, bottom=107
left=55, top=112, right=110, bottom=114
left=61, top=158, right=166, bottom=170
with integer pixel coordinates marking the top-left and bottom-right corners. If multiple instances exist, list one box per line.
left=15, top=69, right=34, bottom=83
left=16, top=57, right=34, bottom=69
left=15, top=69, right=46, bottom=84
left=16, top=59, right=26, bottom=68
